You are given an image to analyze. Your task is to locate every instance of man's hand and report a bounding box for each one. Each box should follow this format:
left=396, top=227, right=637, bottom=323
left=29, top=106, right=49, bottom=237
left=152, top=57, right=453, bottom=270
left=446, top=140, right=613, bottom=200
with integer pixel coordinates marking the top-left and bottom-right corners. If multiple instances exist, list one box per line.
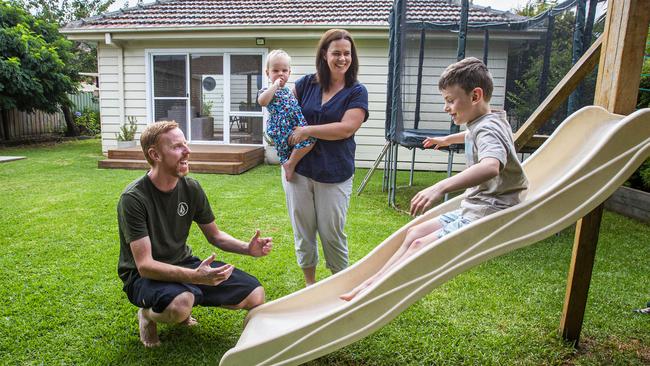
left=248, top=230, right=272, bottom=257
left=423, top=136, right=449, bottom=150
left=194, top=253, right=234, bottom=286
left=410, top=184, right=445, bottom=216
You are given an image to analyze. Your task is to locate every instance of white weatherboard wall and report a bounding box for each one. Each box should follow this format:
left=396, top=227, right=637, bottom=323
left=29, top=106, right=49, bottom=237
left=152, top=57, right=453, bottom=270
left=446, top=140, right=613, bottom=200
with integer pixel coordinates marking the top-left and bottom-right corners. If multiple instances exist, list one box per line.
left=97, top=35, right=509, bottom=172
left=98, top=45, right=147, bottom=148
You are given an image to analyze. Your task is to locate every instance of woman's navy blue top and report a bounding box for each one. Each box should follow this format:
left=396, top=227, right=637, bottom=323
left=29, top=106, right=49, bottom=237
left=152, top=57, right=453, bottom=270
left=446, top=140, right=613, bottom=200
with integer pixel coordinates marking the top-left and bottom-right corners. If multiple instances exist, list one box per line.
left=294, top=74, right=369, bottom=183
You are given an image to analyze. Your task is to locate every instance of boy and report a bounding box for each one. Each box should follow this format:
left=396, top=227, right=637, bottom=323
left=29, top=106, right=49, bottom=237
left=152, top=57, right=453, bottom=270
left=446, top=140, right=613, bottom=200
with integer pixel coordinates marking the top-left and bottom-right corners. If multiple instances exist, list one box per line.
left=340, top=57, right=528, bottom=301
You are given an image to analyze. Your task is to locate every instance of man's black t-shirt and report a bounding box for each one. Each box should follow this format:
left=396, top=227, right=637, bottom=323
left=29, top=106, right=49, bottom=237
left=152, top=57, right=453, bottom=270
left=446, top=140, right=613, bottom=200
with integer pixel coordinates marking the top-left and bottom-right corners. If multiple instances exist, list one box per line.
left=117, top=174, right=215, bottom=287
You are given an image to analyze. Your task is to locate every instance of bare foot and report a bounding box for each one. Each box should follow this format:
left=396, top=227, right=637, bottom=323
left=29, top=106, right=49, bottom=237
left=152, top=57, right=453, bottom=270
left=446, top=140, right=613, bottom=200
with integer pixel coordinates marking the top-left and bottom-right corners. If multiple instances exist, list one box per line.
left=339, top=283, right=369, bottom=301
left=283, top=163, right=295, bottom=182
left=138, top=309, right=160, bottom=347
left=181, top=315, right=198, bottom=326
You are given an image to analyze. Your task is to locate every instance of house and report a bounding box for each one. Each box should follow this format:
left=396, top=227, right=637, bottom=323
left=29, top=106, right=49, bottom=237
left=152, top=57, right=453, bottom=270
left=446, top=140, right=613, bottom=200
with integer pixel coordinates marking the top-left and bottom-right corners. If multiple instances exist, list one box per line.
left=62, top=0, right=538, bottom=170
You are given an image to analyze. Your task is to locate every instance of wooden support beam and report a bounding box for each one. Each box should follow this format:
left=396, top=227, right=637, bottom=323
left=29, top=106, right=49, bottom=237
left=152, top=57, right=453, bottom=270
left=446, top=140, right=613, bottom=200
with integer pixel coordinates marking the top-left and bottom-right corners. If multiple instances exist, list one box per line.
left=559, top=204, right=603, bottom=343
left=560, top=0, right=650, bottom=346
left=513, top=36, right=601, bottom=151
left=593, top=0, right=650, bottom=113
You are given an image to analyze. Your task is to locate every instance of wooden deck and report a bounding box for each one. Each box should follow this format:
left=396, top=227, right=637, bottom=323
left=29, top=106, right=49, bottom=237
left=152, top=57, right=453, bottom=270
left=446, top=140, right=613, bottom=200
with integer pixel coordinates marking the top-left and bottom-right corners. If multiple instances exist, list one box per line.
left=98, top=145, right=264, bottom=174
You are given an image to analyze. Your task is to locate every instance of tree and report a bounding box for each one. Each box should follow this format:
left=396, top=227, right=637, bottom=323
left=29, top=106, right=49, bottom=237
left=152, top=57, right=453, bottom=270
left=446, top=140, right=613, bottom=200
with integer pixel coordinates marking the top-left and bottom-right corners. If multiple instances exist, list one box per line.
left=505, top=0, right=601, bottom=134
left=0, top=0, right=79, bottom=136
left=19, top=0, right=116, bottom=73
left=22, top=0, right=116, bottom=24
left=637, top=28, right=650, bottom=109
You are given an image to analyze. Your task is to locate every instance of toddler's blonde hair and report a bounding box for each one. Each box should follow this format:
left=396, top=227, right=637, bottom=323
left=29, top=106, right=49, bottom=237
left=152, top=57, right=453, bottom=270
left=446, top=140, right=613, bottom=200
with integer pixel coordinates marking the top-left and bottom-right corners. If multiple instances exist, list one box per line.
left=266, top=49, right=292, bottom=70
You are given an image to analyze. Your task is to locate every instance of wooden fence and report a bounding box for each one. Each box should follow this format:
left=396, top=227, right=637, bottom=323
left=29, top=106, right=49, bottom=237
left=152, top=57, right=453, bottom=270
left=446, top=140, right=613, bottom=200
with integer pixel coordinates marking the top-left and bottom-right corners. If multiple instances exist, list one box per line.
left=1, top=108, right=66, bottom=141
left=69, top=92, right=99, bottom=112
left=0, top=92, right=99, bottom=141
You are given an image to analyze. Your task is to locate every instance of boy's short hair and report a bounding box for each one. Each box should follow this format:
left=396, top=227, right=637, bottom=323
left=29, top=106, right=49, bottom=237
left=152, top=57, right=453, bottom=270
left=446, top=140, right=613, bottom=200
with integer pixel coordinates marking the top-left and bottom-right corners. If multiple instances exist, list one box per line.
left=438, top=57, right=493, bottom=101
left=140, top=121, right=178, bottom=166
left=266, top=49, right=291, bottom=70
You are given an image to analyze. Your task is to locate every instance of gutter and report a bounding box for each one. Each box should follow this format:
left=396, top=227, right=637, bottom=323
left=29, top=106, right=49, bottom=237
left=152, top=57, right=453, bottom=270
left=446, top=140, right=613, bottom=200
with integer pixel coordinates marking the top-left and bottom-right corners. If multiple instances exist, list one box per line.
left=61, top=23, right=389, bottom=34
left=62, top=25, right=540, bottom=43
left=104, top=33, right=126, bottom=133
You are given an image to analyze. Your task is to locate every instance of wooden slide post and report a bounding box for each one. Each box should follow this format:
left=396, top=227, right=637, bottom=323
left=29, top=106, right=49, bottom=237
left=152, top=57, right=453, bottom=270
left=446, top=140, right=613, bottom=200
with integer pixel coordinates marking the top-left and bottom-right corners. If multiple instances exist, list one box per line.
left=559, top=0, right=650, bottom=345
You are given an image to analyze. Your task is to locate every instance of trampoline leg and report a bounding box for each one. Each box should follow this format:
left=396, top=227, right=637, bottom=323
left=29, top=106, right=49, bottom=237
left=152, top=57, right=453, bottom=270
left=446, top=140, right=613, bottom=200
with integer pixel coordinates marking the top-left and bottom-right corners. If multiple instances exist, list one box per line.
left=357, top=141, right=390, bottom=196
left=383, top=141, right=392, bottom=192
left=444, top=149, right=455, bottom=201
left=409, top=148, right=416, bottom=186
left=390, top=142, right=399, bottom=206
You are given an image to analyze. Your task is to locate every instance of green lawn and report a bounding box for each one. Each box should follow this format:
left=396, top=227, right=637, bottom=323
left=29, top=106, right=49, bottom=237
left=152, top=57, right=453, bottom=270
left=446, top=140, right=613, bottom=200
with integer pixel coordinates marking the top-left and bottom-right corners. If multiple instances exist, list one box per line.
left=0, top=139, right=648, bottom=365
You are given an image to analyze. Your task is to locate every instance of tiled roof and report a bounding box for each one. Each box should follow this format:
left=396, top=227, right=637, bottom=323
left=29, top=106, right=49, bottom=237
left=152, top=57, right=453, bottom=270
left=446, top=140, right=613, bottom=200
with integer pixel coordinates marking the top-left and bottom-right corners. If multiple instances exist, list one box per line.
left=65, top=0, right=522, bottom=31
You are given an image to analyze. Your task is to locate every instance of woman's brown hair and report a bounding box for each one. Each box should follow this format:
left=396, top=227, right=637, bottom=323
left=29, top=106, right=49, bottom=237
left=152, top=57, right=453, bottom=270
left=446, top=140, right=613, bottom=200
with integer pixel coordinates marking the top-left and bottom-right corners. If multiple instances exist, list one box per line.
left=315, top=29, right=359, bottom=91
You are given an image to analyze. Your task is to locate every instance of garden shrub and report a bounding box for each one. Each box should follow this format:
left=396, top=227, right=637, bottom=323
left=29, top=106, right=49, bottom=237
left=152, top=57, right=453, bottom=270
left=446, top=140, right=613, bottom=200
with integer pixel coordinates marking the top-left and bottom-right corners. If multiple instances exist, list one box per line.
left=74, top=108, right=100, bottom=136
left=625, top=158, right=650, bottom=192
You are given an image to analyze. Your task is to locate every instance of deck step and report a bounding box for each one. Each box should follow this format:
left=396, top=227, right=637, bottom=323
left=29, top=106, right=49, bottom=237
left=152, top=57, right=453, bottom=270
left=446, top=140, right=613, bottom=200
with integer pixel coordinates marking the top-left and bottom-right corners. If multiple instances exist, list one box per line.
left=107, top=145, right=263, bottom=163
left=100, top=145, right=264, bottom=175
left=98, top=158, right=259, bottom=174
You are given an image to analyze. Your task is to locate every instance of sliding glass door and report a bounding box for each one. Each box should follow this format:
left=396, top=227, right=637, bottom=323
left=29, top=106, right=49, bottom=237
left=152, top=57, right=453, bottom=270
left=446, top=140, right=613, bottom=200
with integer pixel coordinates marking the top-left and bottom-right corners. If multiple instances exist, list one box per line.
left=150, top=50, right=264, bottom=144
left=152, top=54, right=189, bottom=136
left=190, top=54, right=224, bottom=142
left=229, top=55, right=263, bottom=144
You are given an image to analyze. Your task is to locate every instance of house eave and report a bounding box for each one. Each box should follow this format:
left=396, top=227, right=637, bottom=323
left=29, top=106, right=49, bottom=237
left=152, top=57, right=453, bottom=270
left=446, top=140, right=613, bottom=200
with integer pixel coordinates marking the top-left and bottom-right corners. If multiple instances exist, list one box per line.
left=62, top=23, right=388, bottom=37
left=63, top=24, right=540, bottom=43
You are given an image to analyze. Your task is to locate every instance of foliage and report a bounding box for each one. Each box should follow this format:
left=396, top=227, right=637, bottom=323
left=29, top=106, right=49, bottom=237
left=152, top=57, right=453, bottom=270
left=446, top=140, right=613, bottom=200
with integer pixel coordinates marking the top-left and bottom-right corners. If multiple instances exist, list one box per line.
left=625, top=158, right=650, bottom=192
left=0, top=0, right=78, bottom=114
left=624, top=31, right=650, bottom=192
left=505, top=1, right=599, bottom=133
left=0, top=139, right=649, bottom=364
left=116, top=116, right=137, bottom=141
left=201, top=99, right=214, bottom=117
left=636, top=28, right=650, bottom=109
left=74, top=107, right=100, bottom=135
left=18, top=0, right=116, bottom=73
left=20, top=0, right=115, bottom=25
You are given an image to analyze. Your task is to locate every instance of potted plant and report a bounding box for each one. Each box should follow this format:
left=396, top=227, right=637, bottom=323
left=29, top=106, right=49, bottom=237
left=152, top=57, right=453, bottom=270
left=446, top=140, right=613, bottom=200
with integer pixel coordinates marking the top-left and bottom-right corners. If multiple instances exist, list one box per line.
left=191, top=100, right=214, bottom=140
left=263, top=132, right=280, bottom=165
left=116, top=116, right=138, bottom=148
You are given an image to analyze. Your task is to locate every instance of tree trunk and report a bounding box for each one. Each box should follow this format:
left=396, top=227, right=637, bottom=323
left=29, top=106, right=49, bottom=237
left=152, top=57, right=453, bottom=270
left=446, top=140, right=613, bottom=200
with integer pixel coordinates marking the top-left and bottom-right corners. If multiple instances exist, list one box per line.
left=0, top=109, right=9, bottom=141
left=61, top=104, right=79, bottom=137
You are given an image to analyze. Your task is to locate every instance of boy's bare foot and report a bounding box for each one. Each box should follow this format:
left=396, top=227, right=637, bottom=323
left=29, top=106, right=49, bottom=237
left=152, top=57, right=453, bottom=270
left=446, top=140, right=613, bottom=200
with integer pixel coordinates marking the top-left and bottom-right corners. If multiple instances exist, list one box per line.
left=138, top=309, right=161, bottom=347
left=181, top=315, right=198, bottom=326
left=283, top=163, right=295, bottom=182
left=339, top=284, right=368, bottom=301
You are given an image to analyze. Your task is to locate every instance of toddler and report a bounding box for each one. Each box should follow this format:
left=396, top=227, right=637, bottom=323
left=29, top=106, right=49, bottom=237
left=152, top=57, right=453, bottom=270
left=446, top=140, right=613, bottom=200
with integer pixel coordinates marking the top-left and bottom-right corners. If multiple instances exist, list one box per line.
left=258, top=50, right=315, bottom=181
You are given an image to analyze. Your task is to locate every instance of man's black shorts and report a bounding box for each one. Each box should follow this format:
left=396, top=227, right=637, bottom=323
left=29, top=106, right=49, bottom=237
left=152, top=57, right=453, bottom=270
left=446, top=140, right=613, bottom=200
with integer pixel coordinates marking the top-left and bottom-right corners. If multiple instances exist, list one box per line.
left=124, top=256, right=262, bottom=313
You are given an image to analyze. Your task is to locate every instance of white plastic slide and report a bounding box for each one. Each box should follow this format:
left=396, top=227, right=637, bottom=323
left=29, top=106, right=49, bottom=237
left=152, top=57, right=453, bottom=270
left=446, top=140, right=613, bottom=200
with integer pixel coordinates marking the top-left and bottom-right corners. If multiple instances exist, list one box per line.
left=220, top=106, right=650, bottom=366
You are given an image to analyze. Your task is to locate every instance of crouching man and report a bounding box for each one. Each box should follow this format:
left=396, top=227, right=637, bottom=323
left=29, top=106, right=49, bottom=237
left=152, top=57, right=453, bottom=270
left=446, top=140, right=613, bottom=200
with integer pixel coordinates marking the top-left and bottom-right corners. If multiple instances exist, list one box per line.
left=117, top=121, right=272, bottom=347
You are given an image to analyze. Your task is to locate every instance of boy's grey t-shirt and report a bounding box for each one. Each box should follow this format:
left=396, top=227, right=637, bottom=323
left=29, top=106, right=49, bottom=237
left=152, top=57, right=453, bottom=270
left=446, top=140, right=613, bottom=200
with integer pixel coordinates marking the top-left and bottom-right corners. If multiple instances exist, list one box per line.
left=460, top=111, right=529, bottom=221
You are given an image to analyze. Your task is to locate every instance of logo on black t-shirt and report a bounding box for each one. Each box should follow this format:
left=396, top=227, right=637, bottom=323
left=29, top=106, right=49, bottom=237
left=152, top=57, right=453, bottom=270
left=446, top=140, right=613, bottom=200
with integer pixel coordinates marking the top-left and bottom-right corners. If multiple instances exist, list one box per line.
left=177, top=202, right=188, bottom=216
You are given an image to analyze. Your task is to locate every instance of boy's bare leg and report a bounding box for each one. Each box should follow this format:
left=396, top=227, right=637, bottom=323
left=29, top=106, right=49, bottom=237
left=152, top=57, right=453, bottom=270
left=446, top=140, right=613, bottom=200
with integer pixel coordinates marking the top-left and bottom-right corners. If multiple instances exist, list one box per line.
left=340, top=219, right=442, bottom=301
left=137, top=291, right=195, bottom=347
left=283, top=143, right=314, bottom=181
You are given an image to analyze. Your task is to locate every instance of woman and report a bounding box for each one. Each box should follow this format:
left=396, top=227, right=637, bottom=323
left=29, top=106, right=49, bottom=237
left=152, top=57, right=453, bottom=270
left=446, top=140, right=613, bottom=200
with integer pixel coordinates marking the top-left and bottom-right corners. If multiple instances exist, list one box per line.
left=285, top=29, right=369, bottom=286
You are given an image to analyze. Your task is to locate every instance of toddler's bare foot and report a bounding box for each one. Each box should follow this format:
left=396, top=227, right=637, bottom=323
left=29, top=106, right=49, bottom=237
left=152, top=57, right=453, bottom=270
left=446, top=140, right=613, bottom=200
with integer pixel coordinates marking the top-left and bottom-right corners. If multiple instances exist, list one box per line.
left=181, top=315, right=198, bottom=326
left=138, top=309, right=160, bottom=347
left=283, top=163, right=296, bottom=181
